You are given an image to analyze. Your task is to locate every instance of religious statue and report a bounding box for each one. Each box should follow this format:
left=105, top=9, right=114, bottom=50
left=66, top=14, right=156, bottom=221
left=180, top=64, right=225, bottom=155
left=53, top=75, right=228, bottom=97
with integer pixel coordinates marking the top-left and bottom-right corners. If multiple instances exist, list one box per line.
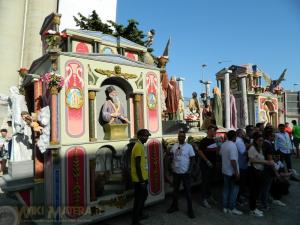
left=166, top=76, right=180, bottom=120
left=100, top=86, right=130, bottom=125
left=262, top=68, right=287, bottom=93
left=177, top=94, right=185, bottom=121
left=230, top=93, right=237, bottom=129
left=212, top=87, right=223, bottom=127
left=0, top=86, right=32, bottom=161
left=188, top=92, right=200, bottom=115
left=201, top=103, right=213, bottom=130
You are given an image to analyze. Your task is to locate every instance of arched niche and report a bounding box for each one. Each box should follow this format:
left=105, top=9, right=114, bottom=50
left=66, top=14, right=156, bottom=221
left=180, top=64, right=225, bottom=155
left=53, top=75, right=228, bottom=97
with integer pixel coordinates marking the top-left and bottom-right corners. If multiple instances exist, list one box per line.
left=96, top=77, right=134, bottom=140
left=94, top=145, right=126, bottom=197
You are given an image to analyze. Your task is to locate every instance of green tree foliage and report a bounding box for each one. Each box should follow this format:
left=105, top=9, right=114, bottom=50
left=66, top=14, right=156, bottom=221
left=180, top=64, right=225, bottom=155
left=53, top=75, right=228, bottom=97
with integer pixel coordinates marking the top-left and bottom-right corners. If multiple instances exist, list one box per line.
left=73, top=10, right=113, bottom=34
left=73, top=11, right=146, bottom=47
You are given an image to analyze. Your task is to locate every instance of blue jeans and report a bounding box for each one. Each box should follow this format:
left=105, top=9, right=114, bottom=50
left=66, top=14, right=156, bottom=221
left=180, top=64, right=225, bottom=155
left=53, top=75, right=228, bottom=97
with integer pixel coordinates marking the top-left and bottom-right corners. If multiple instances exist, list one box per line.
left=223, top=174, right=239, bottom=209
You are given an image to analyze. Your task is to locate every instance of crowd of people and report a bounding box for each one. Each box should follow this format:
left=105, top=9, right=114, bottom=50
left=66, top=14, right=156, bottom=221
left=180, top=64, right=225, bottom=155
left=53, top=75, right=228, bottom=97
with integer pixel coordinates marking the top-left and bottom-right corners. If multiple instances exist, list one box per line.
left=130, top=121, right=300, bottom=225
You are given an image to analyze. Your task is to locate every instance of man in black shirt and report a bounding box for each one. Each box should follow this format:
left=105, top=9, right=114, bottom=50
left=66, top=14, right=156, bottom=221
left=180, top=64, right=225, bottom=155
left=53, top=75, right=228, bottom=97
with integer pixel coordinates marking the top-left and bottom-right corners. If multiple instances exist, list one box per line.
left=198, top=125, right=218, bottom=208
left=261, top=129, right=275, bottom=210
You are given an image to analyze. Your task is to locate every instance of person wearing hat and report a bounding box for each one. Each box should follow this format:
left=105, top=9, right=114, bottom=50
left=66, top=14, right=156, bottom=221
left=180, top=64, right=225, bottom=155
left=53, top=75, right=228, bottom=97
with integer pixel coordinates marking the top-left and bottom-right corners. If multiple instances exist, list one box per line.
left=101, top=86, right=130, bottom=125
left=131, top=129, right=151, bottom=225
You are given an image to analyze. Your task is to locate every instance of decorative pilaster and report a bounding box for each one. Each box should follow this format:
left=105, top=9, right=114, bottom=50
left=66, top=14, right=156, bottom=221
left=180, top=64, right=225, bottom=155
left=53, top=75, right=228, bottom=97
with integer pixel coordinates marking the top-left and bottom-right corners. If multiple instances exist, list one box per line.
left=133, top=94, right=142, bottom=135
left=224, top=70, right=231, bottom=129
left=50, top=92, right=58, bottom=145
left=88, top=91, right=96, bottom=141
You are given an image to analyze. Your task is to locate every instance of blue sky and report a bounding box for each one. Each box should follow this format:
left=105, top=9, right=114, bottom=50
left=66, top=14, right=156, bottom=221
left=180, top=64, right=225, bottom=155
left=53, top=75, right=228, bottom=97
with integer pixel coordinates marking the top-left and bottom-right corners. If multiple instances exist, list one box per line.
left=117, top=0, right=300, bottom=97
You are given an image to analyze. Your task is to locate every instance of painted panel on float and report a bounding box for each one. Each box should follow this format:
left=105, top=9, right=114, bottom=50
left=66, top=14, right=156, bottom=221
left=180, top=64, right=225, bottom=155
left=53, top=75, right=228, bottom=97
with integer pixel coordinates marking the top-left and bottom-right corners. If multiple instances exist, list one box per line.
left=65, top=60, right=85, bottom=137
left=66, top=146, right=87, bottom=218
left=147, top=139, right=162, bottom=195
left=146, top=72, right=159, bottom=133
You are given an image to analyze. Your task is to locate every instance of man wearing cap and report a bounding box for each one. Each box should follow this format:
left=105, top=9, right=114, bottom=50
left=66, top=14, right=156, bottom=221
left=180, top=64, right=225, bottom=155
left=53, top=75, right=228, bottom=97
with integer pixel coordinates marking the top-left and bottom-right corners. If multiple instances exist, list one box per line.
left=131, top=129, right=151, bottom=225
left=101, top=86, right=130, bottom=125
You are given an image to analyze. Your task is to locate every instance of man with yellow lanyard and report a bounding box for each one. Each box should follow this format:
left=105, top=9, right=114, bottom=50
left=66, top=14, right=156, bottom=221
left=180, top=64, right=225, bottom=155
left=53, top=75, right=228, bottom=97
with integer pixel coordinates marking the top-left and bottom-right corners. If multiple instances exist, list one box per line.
left=131, top=129, right=151, bottom=225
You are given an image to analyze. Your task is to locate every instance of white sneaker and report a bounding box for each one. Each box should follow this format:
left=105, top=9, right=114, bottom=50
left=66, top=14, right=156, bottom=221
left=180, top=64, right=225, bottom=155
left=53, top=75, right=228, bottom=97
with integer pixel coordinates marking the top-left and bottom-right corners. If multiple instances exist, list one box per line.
left=272, top=200, right=286, bottom=207
left=250, top=209, right=264, bottom=217
left=223, top=208, right=229, bottom=214
left=230, top=208, right=243, bottom=215
left=201, top=199, right=212, bottom=208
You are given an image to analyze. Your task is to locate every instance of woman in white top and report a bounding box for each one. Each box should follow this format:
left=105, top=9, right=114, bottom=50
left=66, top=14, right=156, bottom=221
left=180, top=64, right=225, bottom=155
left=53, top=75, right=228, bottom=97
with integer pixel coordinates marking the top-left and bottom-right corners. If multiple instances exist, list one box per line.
left=248, top=132, right=274, bottom=217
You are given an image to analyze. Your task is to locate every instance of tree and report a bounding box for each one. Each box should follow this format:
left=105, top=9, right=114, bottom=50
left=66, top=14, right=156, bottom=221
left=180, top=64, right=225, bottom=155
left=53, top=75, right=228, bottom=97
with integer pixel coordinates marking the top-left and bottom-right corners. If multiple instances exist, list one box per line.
left=73, top=10, right=113, bottom=34
left=73, top=11, right=148, bottom=48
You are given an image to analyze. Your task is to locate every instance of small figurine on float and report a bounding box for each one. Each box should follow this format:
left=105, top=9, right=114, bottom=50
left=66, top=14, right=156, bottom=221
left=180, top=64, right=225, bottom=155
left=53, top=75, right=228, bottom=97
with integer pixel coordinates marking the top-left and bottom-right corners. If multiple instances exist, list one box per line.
left=21, top=111, right=43, bottom=135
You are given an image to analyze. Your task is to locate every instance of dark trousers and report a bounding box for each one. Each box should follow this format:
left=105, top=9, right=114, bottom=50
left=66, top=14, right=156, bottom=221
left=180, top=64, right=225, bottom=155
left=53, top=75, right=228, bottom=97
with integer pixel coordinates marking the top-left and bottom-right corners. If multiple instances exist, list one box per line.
left=260, top=170, right=273, bottom=207
left=270, top=178, right=290, bottom=200
left=249, top=167, right=264, bottom=210
left=170, top=173, right=193, bottom=212
left=279, top=152, right=292, bottom=170
left=200, top=161, right=213, bottom=200
left=132, top=182, right=148, bottom=224
left=237, top=168, right=249, bottom=201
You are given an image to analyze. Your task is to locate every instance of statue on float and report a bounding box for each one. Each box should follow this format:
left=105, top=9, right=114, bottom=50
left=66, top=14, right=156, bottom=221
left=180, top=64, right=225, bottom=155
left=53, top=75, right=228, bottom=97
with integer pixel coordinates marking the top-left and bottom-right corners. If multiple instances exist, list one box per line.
left=0, top=86, right=32, bottom=161
left=201, top=102, right=213, bottom=130
left=212, top=87, right=223, bottom=127
left=101, top=86, right=130, bottom=125
left=188, top=92, right=200, bottom=116
left=166, top=76, right=180, bottom=120
left=230, top=92, right=237, bottom=129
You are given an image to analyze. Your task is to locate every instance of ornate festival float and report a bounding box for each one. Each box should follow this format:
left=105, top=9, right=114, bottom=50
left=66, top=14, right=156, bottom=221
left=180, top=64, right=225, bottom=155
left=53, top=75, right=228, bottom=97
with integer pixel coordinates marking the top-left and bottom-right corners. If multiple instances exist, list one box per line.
left=216, top=64, right=286, bottom=129
left=0, top=13, right=165, bottom=224
left=1, top=12, right=287, bottom=225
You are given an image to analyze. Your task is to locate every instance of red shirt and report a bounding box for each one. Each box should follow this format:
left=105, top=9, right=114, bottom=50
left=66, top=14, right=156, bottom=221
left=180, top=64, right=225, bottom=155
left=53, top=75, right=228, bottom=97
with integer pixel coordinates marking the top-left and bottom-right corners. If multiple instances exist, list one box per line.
left=285, top=127, right=292, bottom=137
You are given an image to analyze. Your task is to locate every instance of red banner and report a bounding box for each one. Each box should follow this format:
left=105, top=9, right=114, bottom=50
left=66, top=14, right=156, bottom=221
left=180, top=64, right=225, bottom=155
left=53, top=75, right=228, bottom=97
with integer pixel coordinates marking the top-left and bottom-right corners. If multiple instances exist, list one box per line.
left=66, top=147, right=86, bottom=218
left=148, top=139, right=162, bottom=195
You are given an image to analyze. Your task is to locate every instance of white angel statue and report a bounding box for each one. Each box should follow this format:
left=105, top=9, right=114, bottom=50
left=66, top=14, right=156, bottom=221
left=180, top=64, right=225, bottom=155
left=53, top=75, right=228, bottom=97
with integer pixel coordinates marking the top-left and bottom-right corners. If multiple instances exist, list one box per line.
left=0, top=86, right=32, bottom=161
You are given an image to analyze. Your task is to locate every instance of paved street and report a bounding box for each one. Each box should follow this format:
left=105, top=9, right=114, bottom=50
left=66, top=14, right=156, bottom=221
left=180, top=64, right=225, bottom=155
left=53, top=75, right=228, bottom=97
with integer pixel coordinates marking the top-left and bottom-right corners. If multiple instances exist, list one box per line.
left=102, top=157, right=300, bottom=225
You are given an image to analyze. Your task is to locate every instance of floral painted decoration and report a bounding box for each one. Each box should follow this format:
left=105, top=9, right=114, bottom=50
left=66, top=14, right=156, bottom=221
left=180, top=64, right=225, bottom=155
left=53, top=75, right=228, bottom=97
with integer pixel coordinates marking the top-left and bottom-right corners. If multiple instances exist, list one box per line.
left=40, top=72, right=64, bottom=94
left=18, top=67, right=28, bottom=78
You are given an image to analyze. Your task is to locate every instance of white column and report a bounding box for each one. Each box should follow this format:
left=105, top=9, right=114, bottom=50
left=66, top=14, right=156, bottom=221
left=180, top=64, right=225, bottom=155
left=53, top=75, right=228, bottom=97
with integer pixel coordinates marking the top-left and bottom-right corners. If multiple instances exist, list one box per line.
left=224, top=70, right=231, bottom=129
left=176, top=77, right=185, bottom=97
left=205, top=81, right=212, bottom=99
left=240, top=74, right=249, bottom=127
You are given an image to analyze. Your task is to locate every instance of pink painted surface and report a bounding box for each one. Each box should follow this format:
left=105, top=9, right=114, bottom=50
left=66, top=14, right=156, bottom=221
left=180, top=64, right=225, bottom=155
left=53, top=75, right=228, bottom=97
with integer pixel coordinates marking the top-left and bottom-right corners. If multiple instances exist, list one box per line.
left=75, top=42, right=89, bottom=54
left=148, top=139, right=162, bottom=195
left=146, top=72, right=159, bottom=133
left=65, top=60, right=85, bottom=137
left=126, top=51, right=137, bottom=60
left=66, top=147, right=86, bottom=218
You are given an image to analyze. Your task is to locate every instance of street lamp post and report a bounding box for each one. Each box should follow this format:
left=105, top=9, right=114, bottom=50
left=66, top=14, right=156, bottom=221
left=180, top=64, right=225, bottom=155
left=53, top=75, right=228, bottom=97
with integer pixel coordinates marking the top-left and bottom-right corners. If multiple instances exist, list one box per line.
left=293, top=83, right=300, bottom=92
